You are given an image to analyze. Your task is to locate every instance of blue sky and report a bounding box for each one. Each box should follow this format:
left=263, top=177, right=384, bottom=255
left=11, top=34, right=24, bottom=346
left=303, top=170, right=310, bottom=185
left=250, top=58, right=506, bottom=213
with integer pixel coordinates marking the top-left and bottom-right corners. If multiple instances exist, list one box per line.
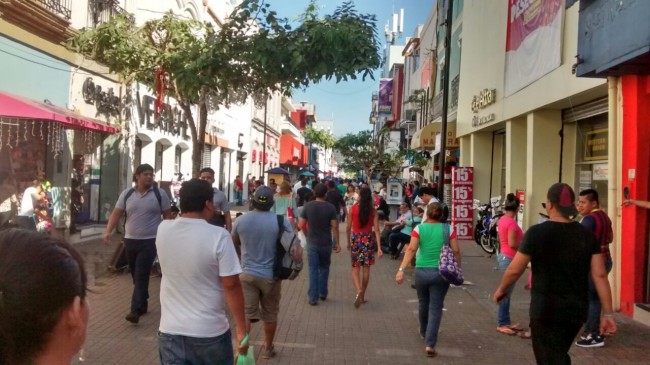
left=270, top=0, right=433, bottom=137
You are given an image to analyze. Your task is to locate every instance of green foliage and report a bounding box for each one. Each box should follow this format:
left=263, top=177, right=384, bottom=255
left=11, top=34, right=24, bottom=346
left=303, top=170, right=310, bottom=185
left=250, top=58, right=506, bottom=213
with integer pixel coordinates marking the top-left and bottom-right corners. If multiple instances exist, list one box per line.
left=303, top=127, right=335, bottom=149
left=68, top=1, right=381, bottom=176
left=334, top=128, right=391, bottom=178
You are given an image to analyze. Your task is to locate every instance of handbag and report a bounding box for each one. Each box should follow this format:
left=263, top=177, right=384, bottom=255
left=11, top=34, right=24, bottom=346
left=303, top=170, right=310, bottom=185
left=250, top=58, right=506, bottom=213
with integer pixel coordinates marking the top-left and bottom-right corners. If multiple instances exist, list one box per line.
left=439, top=223, right=464, bottom=285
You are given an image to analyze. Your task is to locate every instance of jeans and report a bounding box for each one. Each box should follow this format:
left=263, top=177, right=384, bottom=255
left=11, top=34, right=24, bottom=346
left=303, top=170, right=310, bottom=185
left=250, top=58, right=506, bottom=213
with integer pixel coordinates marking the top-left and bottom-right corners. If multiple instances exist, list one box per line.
left=584, top=256, right=613, bottom=336
left=158, top=329, right=234, bottom=365
left=497, top=253, right=515, bottom=326
left=124, top=238, right=157, bottom=314
left=235, top=191, right=243, bottom=205
left=530, top=320, right=582, bottom=365
left=389, top=231, right=410, bottom=256
left=307, top=243, right=332, bottom=303
left=414, top=268, right=450, bottom=348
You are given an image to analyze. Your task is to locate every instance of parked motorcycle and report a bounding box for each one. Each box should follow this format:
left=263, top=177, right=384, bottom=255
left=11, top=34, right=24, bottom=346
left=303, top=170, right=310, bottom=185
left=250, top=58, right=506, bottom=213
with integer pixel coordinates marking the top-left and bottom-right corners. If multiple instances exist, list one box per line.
left=473, top=197, right=503, bottom=255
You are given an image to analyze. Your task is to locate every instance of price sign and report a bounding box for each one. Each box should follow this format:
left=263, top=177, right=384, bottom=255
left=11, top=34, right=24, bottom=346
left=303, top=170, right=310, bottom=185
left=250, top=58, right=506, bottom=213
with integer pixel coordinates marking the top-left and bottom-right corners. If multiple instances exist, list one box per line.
left=451, top=167, right=474, bottom=240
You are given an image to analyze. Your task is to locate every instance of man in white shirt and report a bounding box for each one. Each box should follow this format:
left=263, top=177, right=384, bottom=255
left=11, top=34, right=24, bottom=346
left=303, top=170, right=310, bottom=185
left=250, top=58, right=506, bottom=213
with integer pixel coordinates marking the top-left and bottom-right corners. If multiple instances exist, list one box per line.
left=156, top=178, right=248, bottom=364
left=15, top=179, right=40, bottom=231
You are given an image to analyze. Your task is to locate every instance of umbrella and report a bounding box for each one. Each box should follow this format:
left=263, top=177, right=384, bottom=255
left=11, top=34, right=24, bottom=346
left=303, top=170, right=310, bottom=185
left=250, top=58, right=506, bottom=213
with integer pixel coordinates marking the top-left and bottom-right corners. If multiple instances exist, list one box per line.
left=266, top=167, right=290, bottom=174
left=299, top=171, right=315, bottom=177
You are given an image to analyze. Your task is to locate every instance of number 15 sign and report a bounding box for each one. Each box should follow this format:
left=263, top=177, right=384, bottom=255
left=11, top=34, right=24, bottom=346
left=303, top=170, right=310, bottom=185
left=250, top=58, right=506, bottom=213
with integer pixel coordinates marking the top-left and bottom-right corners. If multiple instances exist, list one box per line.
left=451, top=167, right=473, bottom=240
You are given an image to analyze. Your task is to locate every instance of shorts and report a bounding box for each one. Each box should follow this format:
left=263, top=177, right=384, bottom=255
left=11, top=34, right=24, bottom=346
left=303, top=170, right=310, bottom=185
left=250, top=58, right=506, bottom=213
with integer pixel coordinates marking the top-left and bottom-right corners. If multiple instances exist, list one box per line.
left=351, top=231, right=376, bottom=267
left=240, top=273, right=282, bottom=323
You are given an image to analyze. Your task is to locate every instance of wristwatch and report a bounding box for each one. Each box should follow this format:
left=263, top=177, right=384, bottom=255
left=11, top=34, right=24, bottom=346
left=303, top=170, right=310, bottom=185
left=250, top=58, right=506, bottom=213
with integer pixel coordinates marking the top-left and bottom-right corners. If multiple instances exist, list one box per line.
left=398, top=267, right=404, bottom=272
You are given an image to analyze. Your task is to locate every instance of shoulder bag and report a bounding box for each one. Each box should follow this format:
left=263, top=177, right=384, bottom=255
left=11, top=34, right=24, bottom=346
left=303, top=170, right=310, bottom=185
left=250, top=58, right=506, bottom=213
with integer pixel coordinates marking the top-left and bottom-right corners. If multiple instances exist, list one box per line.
left=439, top=223, right=464, bottom=285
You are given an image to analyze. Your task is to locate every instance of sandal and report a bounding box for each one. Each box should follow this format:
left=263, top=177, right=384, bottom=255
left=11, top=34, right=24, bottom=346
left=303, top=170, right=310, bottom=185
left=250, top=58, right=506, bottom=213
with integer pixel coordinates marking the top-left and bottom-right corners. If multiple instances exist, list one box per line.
left=507, top=323, right=524, bottom=332
left=518, top=330, right=531, bottom=339
left=354, top=293, right=362, bottom=308
left=496, top=326, right=517, bottom=335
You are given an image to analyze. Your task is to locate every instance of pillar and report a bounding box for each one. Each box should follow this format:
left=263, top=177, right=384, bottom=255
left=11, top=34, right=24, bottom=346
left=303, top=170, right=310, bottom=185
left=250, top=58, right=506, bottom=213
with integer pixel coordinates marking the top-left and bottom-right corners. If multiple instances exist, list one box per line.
left=525, top=110, right=562, bottom=229
left=505, top=118, right=526, bottom=195
left=470, top=131, right=493, bottom=205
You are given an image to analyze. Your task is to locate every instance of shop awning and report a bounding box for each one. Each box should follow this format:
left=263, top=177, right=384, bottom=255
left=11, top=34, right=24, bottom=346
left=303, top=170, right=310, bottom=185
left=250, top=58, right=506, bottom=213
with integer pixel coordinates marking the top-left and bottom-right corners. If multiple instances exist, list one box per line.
left=410, top=121, right=458, bottom=150
left=0, top=91, right=119, bottom=134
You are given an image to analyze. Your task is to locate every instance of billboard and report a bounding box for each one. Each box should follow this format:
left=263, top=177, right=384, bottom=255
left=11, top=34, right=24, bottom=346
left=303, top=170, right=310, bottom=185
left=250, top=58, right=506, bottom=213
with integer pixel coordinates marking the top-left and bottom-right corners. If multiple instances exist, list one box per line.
left=378, top=79, right=393, bottom=116
left=505, top=0, right=563, bottom=96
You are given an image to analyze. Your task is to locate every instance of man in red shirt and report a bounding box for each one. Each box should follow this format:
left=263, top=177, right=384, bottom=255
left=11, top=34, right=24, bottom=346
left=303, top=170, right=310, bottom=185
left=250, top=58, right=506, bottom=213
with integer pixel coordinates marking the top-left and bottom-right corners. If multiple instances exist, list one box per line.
left=234, top=176, right=244, bottom=206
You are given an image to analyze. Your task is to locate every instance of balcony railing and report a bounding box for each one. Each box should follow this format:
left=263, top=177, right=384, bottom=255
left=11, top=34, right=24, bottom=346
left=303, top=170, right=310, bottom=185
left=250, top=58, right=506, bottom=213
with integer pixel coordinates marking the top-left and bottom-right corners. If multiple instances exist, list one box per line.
left=89, top=0, right=133, bottom=27
left=40, top=0, right=71, bottom=20
left=450, top=75, right=460, bottom=111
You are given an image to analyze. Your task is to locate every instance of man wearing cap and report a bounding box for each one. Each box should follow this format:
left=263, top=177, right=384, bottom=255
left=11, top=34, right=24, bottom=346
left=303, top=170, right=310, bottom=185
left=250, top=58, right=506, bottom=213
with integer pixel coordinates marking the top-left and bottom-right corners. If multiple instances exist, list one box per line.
left=198, top=168, right=232, bottom=232
left=493, top=183, right=616, bottom=364
left=575, top=189, right=614, bottom=348
left=156, top=178, right=248, bottom=364
left=104, top=163, right=172, bottom=324
left=231, top=186, right=292, bottom=359
left=300, top=183, right=341, bottom=305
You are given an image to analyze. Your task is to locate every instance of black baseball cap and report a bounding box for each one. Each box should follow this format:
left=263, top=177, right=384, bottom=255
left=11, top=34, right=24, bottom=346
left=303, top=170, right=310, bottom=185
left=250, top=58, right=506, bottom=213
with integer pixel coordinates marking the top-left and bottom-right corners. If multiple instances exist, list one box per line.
left=252, top=186, right=274, bottom=209
left=546, top=183, right=578, bottom=217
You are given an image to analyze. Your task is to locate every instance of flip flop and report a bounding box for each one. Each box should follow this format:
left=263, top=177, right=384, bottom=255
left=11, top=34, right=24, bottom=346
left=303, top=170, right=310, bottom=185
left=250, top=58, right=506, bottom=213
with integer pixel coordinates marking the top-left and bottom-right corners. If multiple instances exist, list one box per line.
left=507, top=323, right=524, bottom=331
left=354, top=293, right=362, bottom=308
left=496, top=326, right=517, bottom=335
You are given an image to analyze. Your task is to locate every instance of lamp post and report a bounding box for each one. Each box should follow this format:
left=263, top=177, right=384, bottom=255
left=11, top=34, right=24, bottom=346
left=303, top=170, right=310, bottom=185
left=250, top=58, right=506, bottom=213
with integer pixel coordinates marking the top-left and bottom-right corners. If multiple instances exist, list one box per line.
left=437, top=0, right=454, bottom=201
left=261, top=97, right=268, bottom=184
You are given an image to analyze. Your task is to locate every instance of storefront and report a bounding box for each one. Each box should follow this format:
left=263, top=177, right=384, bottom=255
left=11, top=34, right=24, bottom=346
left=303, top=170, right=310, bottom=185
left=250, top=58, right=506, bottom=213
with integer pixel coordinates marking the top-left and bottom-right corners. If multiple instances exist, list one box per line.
left=132, top=89, right=193, bottom=197
left=279, top=134, right=308, bottom=179
left=0, top=91, right=119, bottom=233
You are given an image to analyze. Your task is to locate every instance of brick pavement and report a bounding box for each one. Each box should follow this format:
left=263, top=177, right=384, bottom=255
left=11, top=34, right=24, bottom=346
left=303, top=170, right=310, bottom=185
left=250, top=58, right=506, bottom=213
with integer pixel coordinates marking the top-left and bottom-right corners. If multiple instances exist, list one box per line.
left=73, top=220, right=650, bottom=364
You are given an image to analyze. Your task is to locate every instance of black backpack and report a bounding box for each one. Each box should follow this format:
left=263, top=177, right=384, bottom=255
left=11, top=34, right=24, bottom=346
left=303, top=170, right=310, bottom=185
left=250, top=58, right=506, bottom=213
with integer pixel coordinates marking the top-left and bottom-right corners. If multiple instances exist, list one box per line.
left=123, top=186, right=163, bottom=219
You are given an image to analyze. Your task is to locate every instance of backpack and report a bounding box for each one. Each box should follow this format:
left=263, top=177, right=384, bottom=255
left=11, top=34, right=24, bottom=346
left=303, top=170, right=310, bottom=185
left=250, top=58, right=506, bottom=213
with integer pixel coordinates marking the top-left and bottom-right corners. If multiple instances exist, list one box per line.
left=274, top=215, right=303, bottom=280
left=123, top=186, right=163, bottom=219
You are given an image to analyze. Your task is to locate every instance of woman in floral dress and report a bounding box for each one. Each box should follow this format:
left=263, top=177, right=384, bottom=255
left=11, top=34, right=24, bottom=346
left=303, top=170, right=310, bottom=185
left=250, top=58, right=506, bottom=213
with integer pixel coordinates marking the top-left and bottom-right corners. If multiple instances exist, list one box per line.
left=346, top=187, right=382, bottom=308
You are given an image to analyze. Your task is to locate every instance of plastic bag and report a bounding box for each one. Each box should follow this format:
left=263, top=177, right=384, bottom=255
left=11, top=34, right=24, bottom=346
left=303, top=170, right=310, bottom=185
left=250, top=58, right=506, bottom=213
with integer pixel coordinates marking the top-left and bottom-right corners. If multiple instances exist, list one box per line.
left=235, top=335, right=255, bottom=365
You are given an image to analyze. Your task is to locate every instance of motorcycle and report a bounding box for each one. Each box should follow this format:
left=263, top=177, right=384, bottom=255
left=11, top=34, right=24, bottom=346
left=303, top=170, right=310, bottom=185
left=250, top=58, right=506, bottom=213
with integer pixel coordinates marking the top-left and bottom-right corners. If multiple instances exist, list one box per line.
left=473, top=196, right=503, bottom=255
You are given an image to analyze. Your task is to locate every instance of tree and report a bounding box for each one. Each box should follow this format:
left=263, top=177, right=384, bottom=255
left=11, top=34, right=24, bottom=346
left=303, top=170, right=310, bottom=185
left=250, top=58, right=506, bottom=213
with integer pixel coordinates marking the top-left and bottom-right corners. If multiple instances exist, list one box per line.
left=334, top=128, right=391, bottom=180
left=69, top=0, right=381, bottom=177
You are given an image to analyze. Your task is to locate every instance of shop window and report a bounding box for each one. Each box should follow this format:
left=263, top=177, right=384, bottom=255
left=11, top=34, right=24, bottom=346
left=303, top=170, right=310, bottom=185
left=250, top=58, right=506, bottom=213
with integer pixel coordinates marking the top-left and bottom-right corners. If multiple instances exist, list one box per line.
left=574, top=114, right=609, bottom=213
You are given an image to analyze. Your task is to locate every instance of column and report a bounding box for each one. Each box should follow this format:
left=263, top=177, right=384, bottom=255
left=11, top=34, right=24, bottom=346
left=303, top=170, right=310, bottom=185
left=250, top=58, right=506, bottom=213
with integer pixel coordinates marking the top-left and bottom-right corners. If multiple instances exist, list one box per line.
left=470, top=131, right=493, bottom=205
left=505, top=118, right=526, bottom=195
left=525, top=110, right=562, bottom=229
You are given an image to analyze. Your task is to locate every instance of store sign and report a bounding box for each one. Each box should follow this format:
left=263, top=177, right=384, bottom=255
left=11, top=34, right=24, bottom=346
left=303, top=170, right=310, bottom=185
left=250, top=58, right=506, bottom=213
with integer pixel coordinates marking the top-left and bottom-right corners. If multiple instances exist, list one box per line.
left=82, top=77, right=120, bottom=117
left=584, top=129, right=608, bottom=161
left=472, top=113, right=496, bottom=127
left=137, top=94, right=189, bottom=138
left=470, top=88, right=497, bottom=113
left=451, top=167, right=474, bottom=240
left=593, top=163, right=609, bottom=180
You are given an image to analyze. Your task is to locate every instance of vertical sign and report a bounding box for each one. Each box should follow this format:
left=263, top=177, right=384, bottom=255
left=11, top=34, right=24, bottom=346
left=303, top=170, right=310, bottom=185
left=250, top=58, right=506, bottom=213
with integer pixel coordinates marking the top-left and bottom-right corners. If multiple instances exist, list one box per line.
left=386, top=178, right=403, bottom=205
left=451, top=167, right=473, bottom=240
left=516, top=189, right=525, bottom=229
left=378, top=79, right=393, bottom=116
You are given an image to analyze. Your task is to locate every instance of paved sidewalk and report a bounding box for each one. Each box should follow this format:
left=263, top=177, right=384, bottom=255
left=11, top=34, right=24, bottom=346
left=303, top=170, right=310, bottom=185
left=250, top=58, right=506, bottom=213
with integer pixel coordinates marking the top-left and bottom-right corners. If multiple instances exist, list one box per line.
left=73, top=222, right=650, bottom=364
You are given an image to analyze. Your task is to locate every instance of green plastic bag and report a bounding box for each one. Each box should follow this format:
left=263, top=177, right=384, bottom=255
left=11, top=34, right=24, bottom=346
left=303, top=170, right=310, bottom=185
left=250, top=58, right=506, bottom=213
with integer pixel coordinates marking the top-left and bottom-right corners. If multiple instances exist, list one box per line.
left=235, top=335, right=255, bottom=365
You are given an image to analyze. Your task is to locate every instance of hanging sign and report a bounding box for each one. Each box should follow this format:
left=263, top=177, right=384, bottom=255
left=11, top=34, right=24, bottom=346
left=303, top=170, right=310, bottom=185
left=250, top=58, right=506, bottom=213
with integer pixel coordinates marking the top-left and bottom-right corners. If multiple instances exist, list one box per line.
left=386, top=178, right=403, bottom=205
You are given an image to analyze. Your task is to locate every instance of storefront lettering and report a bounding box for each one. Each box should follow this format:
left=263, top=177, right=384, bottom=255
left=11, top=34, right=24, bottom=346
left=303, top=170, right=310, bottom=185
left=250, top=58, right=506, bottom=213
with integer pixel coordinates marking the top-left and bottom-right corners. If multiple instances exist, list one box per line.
left=471, top=88, right=497, bottom=113
left=137, top=94, right=189, bottom=137
left=82, top=77, right=120, bottom=117
left=472, top=113, right=495, bottom=127
left=584, top=129, right=608, bottom=161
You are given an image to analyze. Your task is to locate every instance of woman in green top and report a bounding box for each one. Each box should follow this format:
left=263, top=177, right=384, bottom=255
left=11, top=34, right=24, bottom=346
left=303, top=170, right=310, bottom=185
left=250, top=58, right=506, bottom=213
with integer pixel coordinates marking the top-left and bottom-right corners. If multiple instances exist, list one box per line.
left=395, top=202, right=461, bottom=358
left=272, top=181, right=297, bottom=227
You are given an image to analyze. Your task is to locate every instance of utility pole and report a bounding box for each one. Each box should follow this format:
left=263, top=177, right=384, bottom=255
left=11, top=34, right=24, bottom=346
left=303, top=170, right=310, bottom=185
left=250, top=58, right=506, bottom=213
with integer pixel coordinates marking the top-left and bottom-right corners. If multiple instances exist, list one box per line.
left=437, top=0, right=454, bottom=201
left=261, top=98, right=268, bottom=184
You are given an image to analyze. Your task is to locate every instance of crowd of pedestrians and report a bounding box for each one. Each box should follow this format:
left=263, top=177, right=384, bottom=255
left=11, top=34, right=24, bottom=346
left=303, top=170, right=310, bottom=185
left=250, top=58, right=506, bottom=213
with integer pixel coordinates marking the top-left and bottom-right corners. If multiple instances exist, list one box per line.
left=0, top=166, right=626, bottom=364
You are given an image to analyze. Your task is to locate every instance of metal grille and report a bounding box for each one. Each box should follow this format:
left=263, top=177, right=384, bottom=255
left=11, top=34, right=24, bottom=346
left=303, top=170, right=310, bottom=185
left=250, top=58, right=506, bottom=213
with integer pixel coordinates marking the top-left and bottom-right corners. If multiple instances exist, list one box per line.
left=88, top=0, right=133, bottom=27
left=39, top=0, right=71, bottom=20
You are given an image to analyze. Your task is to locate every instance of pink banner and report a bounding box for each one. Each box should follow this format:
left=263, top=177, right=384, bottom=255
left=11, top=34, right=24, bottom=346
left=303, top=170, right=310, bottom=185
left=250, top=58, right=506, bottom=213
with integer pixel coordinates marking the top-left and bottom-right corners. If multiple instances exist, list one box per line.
left=505, top=0, right=563, bottom=96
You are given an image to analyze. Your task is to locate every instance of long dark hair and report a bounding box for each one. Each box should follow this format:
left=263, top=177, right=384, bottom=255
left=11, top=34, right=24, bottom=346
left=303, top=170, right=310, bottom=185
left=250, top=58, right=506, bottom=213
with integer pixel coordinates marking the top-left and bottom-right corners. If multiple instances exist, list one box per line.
left=0, top=229, right=87, bottom=364
left=358, top=187, right=373, bottom=227
left=504, top=193, right=520, bottom=212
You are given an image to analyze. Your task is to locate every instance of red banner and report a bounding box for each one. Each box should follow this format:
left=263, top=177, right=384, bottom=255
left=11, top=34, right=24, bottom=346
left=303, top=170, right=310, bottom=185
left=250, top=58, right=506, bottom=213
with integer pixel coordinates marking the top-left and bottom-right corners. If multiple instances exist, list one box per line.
left=505, top=0, right=563, bottom=95
left=451, top=167, right=474, bottom=240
